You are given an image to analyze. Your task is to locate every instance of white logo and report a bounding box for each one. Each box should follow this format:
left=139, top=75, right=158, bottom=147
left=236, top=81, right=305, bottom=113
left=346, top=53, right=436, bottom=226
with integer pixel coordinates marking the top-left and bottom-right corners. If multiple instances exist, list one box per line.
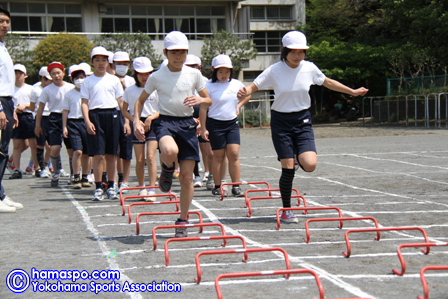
left=181, top=81, right=192, bottom=87
left=303, top=119, right=309, bottom=123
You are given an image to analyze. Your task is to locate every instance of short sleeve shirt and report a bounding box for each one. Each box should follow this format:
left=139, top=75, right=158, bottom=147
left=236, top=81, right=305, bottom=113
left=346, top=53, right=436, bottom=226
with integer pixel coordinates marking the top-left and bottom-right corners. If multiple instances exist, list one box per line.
left=206, top=79, right=245, bottom=121
left=13, top=84, right=34, bottom=113
left=80, top=73, right=124, bottom=109
left=62, top=89, right=83, bottom=119
left=122, top=84, right=158, bottom=117
left=143, top=65, right=206, bottom=117
left=254, top=60, right=326, bottom=113
left=38, top=82, right=75, bottom=113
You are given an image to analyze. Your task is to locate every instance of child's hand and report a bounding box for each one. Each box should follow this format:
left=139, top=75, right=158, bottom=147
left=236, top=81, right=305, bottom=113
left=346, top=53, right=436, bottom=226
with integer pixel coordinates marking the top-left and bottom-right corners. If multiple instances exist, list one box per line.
left=183, top=96, right=199, bottom=107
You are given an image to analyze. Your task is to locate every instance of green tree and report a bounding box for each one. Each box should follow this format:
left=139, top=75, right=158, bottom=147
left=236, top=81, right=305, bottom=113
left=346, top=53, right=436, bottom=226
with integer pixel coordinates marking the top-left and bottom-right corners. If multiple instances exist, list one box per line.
left=33, top=33, right=93, bottom=71
left=93, top=33, right=162, bottom=68
left=5, top=34, right=36, bottom=78
left=201, top=30, right=257, bottom=77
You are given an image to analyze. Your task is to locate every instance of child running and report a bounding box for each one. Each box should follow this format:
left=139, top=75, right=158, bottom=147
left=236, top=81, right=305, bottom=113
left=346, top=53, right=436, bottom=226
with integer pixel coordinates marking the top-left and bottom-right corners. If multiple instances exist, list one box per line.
left=122, top=57, right=159, bottom=201
left=238, top=31, right=368, bottom=223
left=134, top=31, right=211, bottom=237
left=201, top=54, right=250, bottom=197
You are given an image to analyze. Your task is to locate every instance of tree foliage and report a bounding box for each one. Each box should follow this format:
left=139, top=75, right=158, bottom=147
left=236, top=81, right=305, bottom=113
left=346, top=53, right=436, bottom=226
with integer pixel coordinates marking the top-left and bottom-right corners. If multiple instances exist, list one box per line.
left=93, top=33, right=162, bottom=68
left=201, top=30, right=257, bottom=77
left=33, top=33, right=93, bottom=71
left=5, top=33, right=36, bottom=77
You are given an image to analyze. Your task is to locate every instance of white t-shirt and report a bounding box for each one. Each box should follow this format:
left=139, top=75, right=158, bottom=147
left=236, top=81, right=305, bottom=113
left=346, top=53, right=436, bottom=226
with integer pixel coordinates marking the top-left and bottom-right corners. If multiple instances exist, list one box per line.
left=80, top=73, right=124, bottom=109
left=144, top=65, right=206, bottom=117
left=0, top=42, right=15, bottom=97
left=62, top=89, right=83, bottom=119
left=30, top=84, right=50, bottom=116
left=120, top=75, right=136, bottom=89
left=254, top=60, right=326, bottom=113
left=13, top=84, right=34, bottom=113
left=122, top=84, right=158, bottom=117
left=206, top=79, right=245, bottom=121
left=38, top=82, right=75, bottom=113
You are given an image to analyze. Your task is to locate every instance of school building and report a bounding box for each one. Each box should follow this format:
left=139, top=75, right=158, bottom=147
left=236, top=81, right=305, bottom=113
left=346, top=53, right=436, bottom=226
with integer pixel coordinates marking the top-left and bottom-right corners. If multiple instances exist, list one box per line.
left=3, top=0, right=305, bottom=96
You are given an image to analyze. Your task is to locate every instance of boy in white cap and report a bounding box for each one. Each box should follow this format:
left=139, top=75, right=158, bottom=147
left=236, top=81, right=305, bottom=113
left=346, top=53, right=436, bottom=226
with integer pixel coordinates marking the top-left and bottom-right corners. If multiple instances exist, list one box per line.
left=10, top=64, right=39, bottom=179
left=238, top=31, right=368, bottom=223
left=134, top=31, right=211, bottom=238
left=122, top=57, right=159, bottom=201
left=29, top=67, right=53, bottom=178
left=35, top=61, right=75, bottom=187
left=201, top=54, right=250, bottom=197
left=62, top=65, right=91, bottom=189
left=113, top=51, right=135, bottom=193
left=81, top=46, right=124, bottom=201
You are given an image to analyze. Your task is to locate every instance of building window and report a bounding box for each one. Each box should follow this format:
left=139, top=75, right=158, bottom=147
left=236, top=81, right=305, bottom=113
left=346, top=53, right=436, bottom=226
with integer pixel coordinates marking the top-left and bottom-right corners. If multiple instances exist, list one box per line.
left=252, top=31, right=288, bottom=53
left=7, top=2, right=82, bottom=32
left=243, top=71, right=262, bottom=81
left=100, top=5, right=226, bottom=39
left=250, top=6, right=293, bottom=21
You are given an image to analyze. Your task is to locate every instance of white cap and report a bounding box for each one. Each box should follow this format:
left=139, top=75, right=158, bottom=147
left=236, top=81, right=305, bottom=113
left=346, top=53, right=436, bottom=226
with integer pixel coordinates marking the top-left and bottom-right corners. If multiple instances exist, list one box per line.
left=78, top=62, right=93, bottom=75
left=107, top=51, right=114, bottom=64
left=113, top=51, right=130, bottom=62
left=194, top=55, right=201, bottom=66
left=38, top=66, right=52, bottom=80
left=91, top=46, right=110, bottom=58
left=68, top=64, right=85, bottom=77
left=282, top=31, right=309, bottom=49
left=14, top=64, right=27, bottom=74
left=133, top=57, right=154, bottom=73
left=212, top=54, right=233, bottom=69
left=184, top=54, right=198, bottom=65
left=164, top=31, right=189, bottom=50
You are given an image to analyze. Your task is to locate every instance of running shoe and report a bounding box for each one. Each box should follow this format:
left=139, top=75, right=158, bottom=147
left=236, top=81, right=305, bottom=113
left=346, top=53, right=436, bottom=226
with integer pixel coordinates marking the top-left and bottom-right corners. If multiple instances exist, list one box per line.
left=138, top=188, right=148, bottom=200
left=193, top=176, right=202, bottom=187
left=146, top=189, right=156, bottom=202
left=202, top=171, right=209, bottom=182
left=81, top=178, right=91, bottom=188
left=106, top=187, right=118, bottom=200
left=173, top=169, right=180, bottom=179
left=174, top=218, right=189, bottom=238
left=87, top=173, right=95, bottom=184
left=212, top=186, right=227, bottom=197
left=232, top=186, right=244, bottom=197
left=119, top=182, right=129, bottom=194
left=92, top=188, right=104, bottom=201
left=206, top=174, right=214, bottom=190
left=25, top=167, right=34, bottom=175
left=34, top=169, right=42, bottom=178
left=159, top=163, right=174, bottom=192
left=280, top=210, right=299, bottom=223
left=51, top=173, right=59, bottom=187
left=40, top=167, right=51, bottom=178
left=59, top=169, right=70, bottom=177
left=9, top=170, right=22, bottom=180
left=72, top=177, right=82, bottom=189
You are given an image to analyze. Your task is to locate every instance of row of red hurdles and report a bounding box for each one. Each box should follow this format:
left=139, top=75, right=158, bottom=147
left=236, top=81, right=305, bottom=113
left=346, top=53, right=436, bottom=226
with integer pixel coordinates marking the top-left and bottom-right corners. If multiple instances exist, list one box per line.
left=118, top=181, right=447, bottom=299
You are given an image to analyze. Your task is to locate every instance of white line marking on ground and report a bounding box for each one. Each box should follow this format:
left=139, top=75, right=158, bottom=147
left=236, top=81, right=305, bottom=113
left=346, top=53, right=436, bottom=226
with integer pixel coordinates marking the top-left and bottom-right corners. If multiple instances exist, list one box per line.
left=62, top=187, right=142, bottom=299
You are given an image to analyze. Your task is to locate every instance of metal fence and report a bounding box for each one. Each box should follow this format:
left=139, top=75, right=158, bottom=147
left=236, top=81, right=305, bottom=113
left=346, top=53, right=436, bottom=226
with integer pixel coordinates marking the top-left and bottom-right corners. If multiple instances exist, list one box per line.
left=361, top=92, right=448, bottom=128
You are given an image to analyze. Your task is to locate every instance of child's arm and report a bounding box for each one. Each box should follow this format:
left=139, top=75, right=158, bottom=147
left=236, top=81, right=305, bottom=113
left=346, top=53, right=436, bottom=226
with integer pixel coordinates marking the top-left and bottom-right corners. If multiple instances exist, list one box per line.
left=34, top=102, right=45, bottom=137
left=133, top=90, right=151, bottom=142
left=81, top=99, right=95, bottom=135
left=62, top=110, right=69, bottom=138
left=237, top=83, right=258, bottom=100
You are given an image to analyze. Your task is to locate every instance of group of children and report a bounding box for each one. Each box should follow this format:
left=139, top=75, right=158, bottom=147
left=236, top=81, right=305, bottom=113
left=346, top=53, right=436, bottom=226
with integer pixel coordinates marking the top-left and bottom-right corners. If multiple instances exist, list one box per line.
left=9, top=30, right=368, bottom=237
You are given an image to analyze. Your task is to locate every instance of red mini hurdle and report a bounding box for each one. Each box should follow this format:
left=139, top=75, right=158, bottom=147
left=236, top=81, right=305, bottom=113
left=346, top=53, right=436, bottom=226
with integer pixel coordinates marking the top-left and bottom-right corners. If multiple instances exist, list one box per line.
left=120, top=192, right=178, bottom=216
left=164, top=235, right=248, bottom=266
left=214, top=268, right=325, bottom=299
left=152, top=222, right=226, bottom=250
left=304, top=216, right=380, bottom=243
left=246, top=193, right=307, bottom=218
left=343, top=226, right=430, bottom=258
left=392, top=242, right=447, bottom=276
left=218, top=181, right=272, bottom=201
left=417, top=265, right=448, bottom=299
left=135, top=210, right=204, bottom=235
left=275, top=206, right=343, bottom=230
left=127, top=200, right=179, bottom=224
left=195, top=247, right=291, bottom=284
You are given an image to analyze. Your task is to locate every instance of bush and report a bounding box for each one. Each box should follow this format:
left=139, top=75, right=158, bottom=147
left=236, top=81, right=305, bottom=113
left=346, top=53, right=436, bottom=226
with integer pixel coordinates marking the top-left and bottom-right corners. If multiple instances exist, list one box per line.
left=238, top=109, right=267, bottom=127
left=5, top=33, right=36, bottom=79
left=33, top=33, right=94, bottom=71
left=93, top=33, right=162, bottom=68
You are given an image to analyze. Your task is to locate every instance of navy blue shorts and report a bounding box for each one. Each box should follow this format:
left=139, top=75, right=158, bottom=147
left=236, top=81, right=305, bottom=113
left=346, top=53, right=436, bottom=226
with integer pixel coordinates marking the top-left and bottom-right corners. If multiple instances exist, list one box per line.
left=133, top=117, right=157, bottom=144
left=270, top=109, right=316, bottom=160
left=207, top=117, right=240, bottom=151
left=118, top=110, right=133, bottom=160
left=67, top=119, right=88, bottom=152
left=48, top=113, right=64, bottom=146
left=87, top=109, right=120, bottom=156
left=36, top=116, right=50, bottom=147
left=153, top=115, right=199, bottom=161
left=12, top=113, right=35, bottom=140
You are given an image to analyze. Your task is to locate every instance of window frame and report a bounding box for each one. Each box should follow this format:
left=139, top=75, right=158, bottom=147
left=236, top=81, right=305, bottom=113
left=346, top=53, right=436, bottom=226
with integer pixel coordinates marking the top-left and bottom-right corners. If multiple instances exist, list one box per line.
left=249, top=5, right=293, bottom=21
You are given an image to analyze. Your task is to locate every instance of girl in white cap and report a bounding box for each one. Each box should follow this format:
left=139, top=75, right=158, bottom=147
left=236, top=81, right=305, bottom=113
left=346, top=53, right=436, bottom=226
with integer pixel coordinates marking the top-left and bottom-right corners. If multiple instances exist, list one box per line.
left=134, top=31, right=211, bottom=238
left=201, top=55, right=251, bottom=197
left=238, top=31, right=368, bottom=223
left=122, top=57, right=159, bottom=201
